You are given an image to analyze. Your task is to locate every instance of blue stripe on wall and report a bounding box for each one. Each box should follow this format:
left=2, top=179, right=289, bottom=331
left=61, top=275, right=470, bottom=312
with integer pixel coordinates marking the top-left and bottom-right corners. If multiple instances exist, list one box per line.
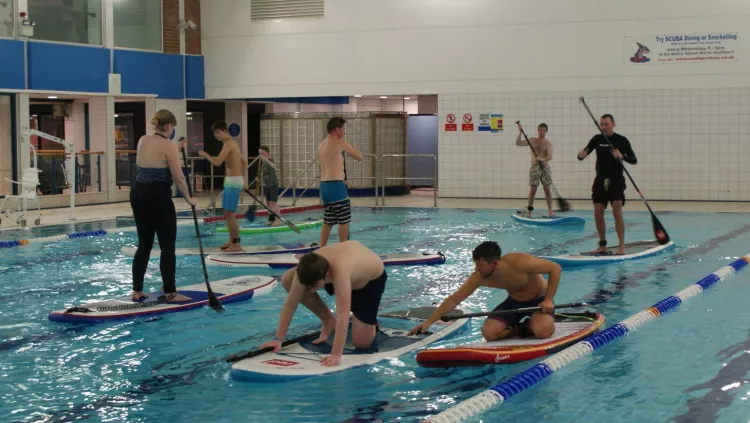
left=114, top=49, right=183, bottom=99
left=185, top=55, right=204, bottom=99
left=27, top=42, right=109, bottom=92
left=0, top=40, right=26, bottom=90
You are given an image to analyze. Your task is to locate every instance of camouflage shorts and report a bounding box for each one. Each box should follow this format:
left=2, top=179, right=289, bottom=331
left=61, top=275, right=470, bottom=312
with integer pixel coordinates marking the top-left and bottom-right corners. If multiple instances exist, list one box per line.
left=529, top=164, right=552, bottom=187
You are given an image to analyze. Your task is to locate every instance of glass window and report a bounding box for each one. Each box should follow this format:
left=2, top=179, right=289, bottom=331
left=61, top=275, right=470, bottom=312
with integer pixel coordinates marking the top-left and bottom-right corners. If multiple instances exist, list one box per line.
left=113, top=0, right=161, bottom=51
left=28, top=0, right=102, bottom=45
left=0, top=1, right=13, bottom=38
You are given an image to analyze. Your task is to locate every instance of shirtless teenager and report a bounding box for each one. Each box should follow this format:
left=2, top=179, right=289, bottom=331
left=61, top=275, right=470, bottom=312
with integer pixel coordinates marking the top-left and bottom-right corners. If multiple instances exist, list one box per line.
left=408, top=241, right=562, bottom=341
left=259, top=241, right=388, bottom=367
left=516, top=122, right=555, bottom=217
left=199, top=121, right=248, bottom=252
left=317, top=117, right=363, bottom=246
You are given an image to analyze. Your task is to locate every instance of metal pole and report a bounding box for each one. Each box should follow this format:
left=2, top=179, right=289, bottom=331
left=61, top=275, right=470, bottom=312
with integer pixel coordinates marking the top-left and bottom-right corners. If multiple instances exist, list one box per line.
left=433, top=154, right=437, bottom=207
left=97, top=155, right=101, bottom=192
left=210, top=162, right=215, bottom=213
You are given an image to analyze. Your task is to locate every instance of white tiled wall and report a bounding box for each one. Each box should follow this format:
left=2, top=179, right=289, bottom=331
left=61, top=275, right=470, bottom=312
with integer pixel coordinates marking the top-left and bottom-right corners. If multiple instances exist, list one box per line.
left=438, top=89, right=750, bottom=201
left=0, top=96, right=11, bottom=195
left=267, top=98, right=419, bottom=115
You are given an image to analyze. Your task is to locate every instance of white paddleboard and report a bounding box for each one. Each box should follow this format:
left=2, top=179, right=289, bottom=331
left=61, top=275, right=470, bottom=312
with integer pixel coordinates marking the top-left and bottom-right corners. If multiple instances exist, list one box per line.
left=206, top=252, right=447, bottom=269
left=511, top=212, right=585, bottom=226
left=48, top=275, right=277, bottom=324
left=538, top=240, right=675, bottom=267
left=229, top=306, right=469, bottom=382
left=120, top=243, right=318, bottom=258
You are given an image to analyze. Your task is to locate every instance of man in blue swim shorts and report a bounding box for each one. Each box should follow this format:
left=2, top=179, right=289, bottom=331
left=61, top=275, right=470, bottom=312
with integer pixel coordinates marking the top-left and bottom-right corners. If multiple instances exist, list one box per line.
left=317, top=117, right=363, bottom=246
left=408, top=241, right=563, bottom=341
left=199, top=121, right=248, bottom=252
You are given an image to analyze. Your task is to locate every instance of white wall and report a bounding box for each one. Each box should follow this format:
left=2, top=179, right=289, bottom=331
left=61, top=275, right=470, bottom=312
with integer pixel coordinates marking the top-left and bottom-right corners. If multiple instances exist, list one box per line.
left=0, top=96, right=11, bottom=195
left=266, top=97, right=418, bottom=114
left=438, top=88, right=750, bottom=201
left=202, top=0, right=750, bottom=99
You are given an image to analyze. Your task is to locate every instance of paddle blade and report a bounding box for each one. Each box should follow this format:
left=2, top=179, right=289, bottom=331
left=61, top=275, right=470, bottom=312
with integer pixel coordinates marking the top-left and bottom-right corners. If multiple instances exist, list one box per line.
left=557, top=198, right=572, bottom=212
left=245, top=205, right=258, bottom=222
left=207, top=290, right=224, bottom=312
left=651, top=213, right=670, bottom=245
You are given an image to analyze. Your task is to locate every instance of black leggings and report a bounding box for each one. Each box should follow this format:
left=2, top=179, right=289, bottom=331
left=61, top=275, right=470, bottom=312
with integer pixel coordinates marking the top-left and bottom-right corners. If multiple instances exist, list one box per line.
left=130, top=182, right=177, bottom=294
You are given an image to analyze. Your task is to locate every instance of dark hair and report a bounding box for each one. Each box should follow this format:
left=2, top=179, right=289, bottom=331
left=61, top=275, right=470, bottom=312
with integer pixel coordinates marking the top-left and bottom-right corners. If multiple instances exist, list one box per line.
left=296, top=253, right=330, bottom=287
left=472, top=241, right=502, bottom=262
left=211, top=120, right=228, bottom=132
left=259, top=145, right=270, bottom=153
left=601, top=114, right=615, bottom=124
left=327, top=117, right=347, bottom=134
left=538, top=123, right=548, bottom=131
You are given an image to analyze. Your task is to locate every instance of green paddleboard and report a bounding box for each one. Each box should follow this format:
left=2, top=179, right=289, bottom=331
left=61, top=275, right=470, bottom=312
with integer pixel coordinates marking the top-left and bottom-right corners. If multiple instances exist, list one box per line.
left=216, top=219, right=324, bottom=234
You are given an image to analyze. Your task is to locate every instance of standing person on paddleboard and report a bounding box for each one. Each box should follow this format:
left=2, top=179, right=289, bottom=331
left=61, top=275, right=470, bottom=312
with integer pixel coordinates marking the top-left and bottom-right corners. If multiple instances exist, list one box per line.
left=516, top=122, right=555, bottom=217
left=317, top=117, right=364, bottom=246
left=408, top=241, right=562, bottom=341
left=130, top=109, right=195, bottom=303
left=577, top=114, right=638, bottom=255
left=260, top=241, right=387, bottom=367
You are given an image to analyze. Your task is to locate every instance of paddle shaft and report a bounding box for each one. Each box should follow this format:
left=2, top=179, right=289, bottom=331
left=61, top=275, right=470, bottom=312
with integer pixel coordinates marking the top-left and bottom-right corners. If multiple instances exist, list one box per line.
left=226, top=331, right=322, bottom=363
left=243, top=188, right=301, bottom=234
left=579, top=97, right=670, bottom=243
left=515, top=121, right=570, bottom=211
left=180, top=146, right=223, bottom=312
left=440, top=302, right=588, bottom=321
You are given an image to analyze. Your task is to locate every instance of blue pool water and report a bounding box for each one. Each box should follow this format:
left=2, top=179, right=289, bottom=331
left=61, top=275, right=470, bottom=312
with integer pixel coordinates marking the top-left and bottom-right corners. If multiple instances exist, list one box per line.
left=1, top=207, right=750, bottom=423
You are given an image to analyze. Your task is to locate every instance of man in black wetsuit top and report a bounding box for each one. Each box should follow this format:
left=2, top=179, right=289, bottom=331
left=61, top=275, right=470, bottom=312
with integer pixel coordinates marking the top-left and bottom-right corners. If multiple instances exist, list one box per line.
left=577, top=114, right=637, bottom=255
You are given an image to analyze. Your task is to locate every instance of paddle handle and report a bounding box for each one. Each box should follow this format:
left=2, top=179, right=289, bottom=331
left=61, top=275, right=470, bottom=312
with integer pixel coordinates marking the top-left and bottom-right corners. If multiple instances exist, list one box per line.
left=226, top=331, right=321, bottom=363
left=440, top=302, right=588, bottom=321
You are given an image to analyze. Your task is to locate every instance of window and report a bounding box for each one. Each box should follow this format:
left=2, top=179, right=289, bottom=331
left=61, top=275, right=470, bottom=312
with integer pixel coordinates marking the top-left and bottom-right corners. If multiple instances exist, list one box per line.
left=28, top=0, right=102, bottom=45
left=113, top=0, right=161, bottom=51
left=0, top=0, right=12, bottom=38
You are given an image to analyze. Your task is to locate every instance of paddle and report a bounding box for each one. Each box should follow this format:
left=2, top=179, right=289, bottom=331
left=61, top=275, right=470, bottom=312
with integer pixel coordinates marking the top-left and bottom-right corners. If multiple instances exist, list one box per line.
left=578, top=96, right=670, bottom=245
left=439, top=302, right=588, bottom=321
left=242, top=188, right=301, bottom=234
left=225, top=331, right=322, bottom=363
left=515, top=121, right=571, bottom=212
left=180, top=146, right=224, bottom=312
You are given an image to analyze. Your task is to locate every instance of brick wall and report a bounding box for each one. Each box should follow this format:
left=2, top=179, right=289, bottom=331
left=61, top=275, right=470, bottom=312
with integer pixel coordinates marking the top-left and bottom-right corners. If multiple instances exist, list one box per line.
left=163, top=0, right=180, bottom=53
left=185, top=0, right=201, bottom=55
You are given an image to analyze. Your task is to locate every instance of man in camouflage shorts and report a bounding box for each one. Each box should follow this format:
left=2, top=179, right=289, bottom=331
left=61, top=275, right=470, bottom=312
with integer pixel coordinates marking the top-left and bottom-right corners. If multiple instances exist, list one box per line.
left=516, top=123, right=555, bottom=217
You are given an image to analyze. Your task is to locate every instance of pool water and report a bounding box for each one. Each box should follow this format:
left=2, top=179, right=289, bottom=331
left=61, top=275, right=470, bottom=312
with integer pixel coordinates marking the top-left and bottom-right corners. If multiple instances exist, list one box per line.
left=2, top=207, right=750, bottom=423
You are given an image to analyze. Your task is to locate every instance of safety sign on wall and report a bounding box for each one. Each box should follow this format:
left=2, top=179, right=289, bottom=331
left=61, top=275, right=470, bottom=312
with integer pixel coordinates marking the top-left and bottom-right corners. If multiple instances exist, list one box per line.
left=445, top=114, right=457, bottom=132
left=490, top=113, right=504, bottom=133
left=477, top=114, right=491, bottom=132
left=461, top=113, right=474, bottom=131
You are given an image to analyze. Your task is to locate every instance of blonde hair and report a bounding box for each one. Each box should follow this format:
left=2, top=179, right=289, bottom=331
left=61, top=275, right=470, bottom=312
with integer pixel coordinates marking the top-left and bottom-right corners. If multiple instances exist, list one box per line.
left=151, top=109, right=177, bottom=131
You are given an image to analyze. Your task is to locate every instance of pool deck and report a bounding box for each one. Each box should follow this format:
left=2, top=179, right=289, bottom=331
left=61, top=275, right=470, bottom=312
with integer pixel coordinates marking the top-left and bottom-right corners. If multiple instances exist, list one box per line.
left=1, top=189, right=748, bottom=231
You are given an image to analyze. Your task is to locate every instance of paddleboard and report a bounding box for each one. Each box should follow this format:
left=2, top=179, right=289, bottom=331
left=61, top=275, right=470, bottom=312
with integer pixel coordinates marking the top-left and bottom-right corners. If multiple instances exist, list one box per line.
left=416, top=311, right=605, bottom=367
left=230, top=306, right=469, bottom=382
left=512, top=212, right=585, bottom=226
left=216, top=219, right=324, bottom=235
left=120, top=242, right=319, bottom=258
left=48, top=275, right=277, bottom=324
left=206, top=252, right=447, bottom=268
left=538, top=240, right=675, bottom=267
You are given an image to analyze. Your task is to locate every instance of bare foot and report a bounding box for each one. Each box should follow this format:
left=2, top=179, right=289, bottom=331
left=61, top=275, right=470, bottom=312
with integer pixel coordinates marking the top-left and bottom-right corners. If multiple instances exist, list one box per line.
left=223, top=244, right=243, bottom=253
left=617, top=246, right=626, bottom=255
left=132, top=291, right=149, bottom=301
left=587, top=246, right=608, bottom=254
left=548, top=210, right=556, bottom=217
left=271, top=221, right=281, bottom=226
left=312, top=316, right=337, bottom=345
left=219, top=241, right=232, bottom=250
left=165, top=292, right=191, bottom=302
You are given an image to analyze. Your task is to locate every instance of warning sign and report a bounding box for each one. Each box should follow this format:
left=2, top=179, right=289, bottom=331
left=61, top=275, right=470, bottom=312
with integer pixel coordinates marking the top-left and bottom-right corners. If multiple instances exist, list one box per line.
left=478, top=113, right=503, bottom=133
left=462, top=113, right=474, bottom=131
left=478, top=114, right=491, bottom=132
left=445, top=114, right=457, bottom=132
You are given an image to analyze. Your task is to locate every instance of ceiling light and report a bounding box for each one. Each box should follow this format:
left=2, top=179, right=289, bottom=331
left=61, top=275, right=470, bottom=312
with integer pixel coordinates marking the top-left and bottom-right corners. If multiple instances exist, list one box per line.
left=186, top=112, right=192, bottom=115
left=48, top=96, right=57, bottom=99
left=404, top=97, right=411, bottom=100
left=354, top=95, right=362, bottom=98
left=114, top=114, right=119, bottom=118
left=380, top=96, right=387, bottom=99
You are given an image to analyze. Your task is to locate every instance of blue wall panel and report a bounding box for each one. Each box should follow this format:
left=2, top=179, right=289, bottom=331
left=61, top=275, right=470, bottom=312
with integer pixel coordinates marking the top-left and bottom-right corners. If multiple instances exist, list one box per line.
left=185, top=55, right=204, bottom=99
left=27, top=42, right=109, bottom=92
left=0, top=40, right=25, bottom=90
left=114, top=49, right=183, bottom=99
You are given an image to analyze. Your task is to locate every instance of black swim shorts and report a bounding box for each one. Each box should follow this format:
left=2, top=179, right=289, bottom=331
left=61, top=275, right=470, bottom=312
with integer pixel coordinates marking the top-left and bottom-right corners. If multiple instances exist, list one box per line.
left=591, top=177, right=626, bottom=208
left=323, top=270, right=387, bottom=326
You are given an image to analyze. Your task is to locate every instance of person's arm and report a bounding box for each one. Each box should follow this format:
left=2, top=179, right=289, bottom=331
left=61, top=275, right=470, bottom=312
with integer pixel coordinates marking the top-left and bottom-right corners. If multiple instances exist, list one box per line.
left=577, top=136, right=598, bottom=161
left=241, top=153, right=249, bottom=187
left=407, top=272, right=483, bottom=335
left=619, top=138, right=637, bottom=165
left=515, top=131, right=528, bottom=146
left=324, top=269, right=353, bottom=365
left=273, top=275, right=306, bottom=342
left=514, top=255, right=562, bottom=314
left=342, top=141, right=364, bottom=161
left=200, top=143, right=231, bottom=167
left=260, top=156, right=277, bottom=169
left=164, top=142, right=193, bottom=202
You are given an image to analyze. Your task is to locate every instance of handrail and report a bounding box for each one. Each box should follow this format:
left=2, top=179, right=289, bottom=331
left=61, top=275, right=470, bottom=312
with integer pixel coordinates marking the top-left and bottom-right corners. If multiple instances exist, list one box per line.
left=277, top=156, right=319, bottom=201
left=380, top=153, right=437, bottom=207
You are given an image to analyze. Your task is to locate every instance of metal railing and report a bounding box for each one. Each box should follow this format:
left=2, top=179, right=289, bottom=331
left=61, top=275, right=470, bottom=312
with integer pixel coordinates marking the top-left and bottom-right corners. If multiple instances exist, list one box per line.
left=379, top=153, right=437, bottom=207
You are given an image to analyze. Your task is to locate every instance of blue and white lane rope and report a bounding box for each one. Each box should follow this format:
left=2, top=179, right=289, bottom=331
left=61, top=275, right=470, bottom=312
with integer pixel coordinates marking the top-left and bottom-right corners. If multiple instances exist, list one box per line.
left=423, top=254, right=750, bottom=423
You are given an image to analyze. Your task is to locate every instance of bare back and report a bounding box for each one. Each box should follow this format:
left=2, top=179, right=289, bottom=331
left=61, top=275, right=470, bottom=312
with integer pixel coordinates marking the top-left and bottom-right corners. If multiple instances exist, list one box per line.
left=477, top=253, right=547, bottom=301
left=312, top=241, right=385, bottom=290
left=318, top=136, right=346, bottom=181
left=222, top=139, right=244, bottom=177
left=136, top=134, right=171, bottom=168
